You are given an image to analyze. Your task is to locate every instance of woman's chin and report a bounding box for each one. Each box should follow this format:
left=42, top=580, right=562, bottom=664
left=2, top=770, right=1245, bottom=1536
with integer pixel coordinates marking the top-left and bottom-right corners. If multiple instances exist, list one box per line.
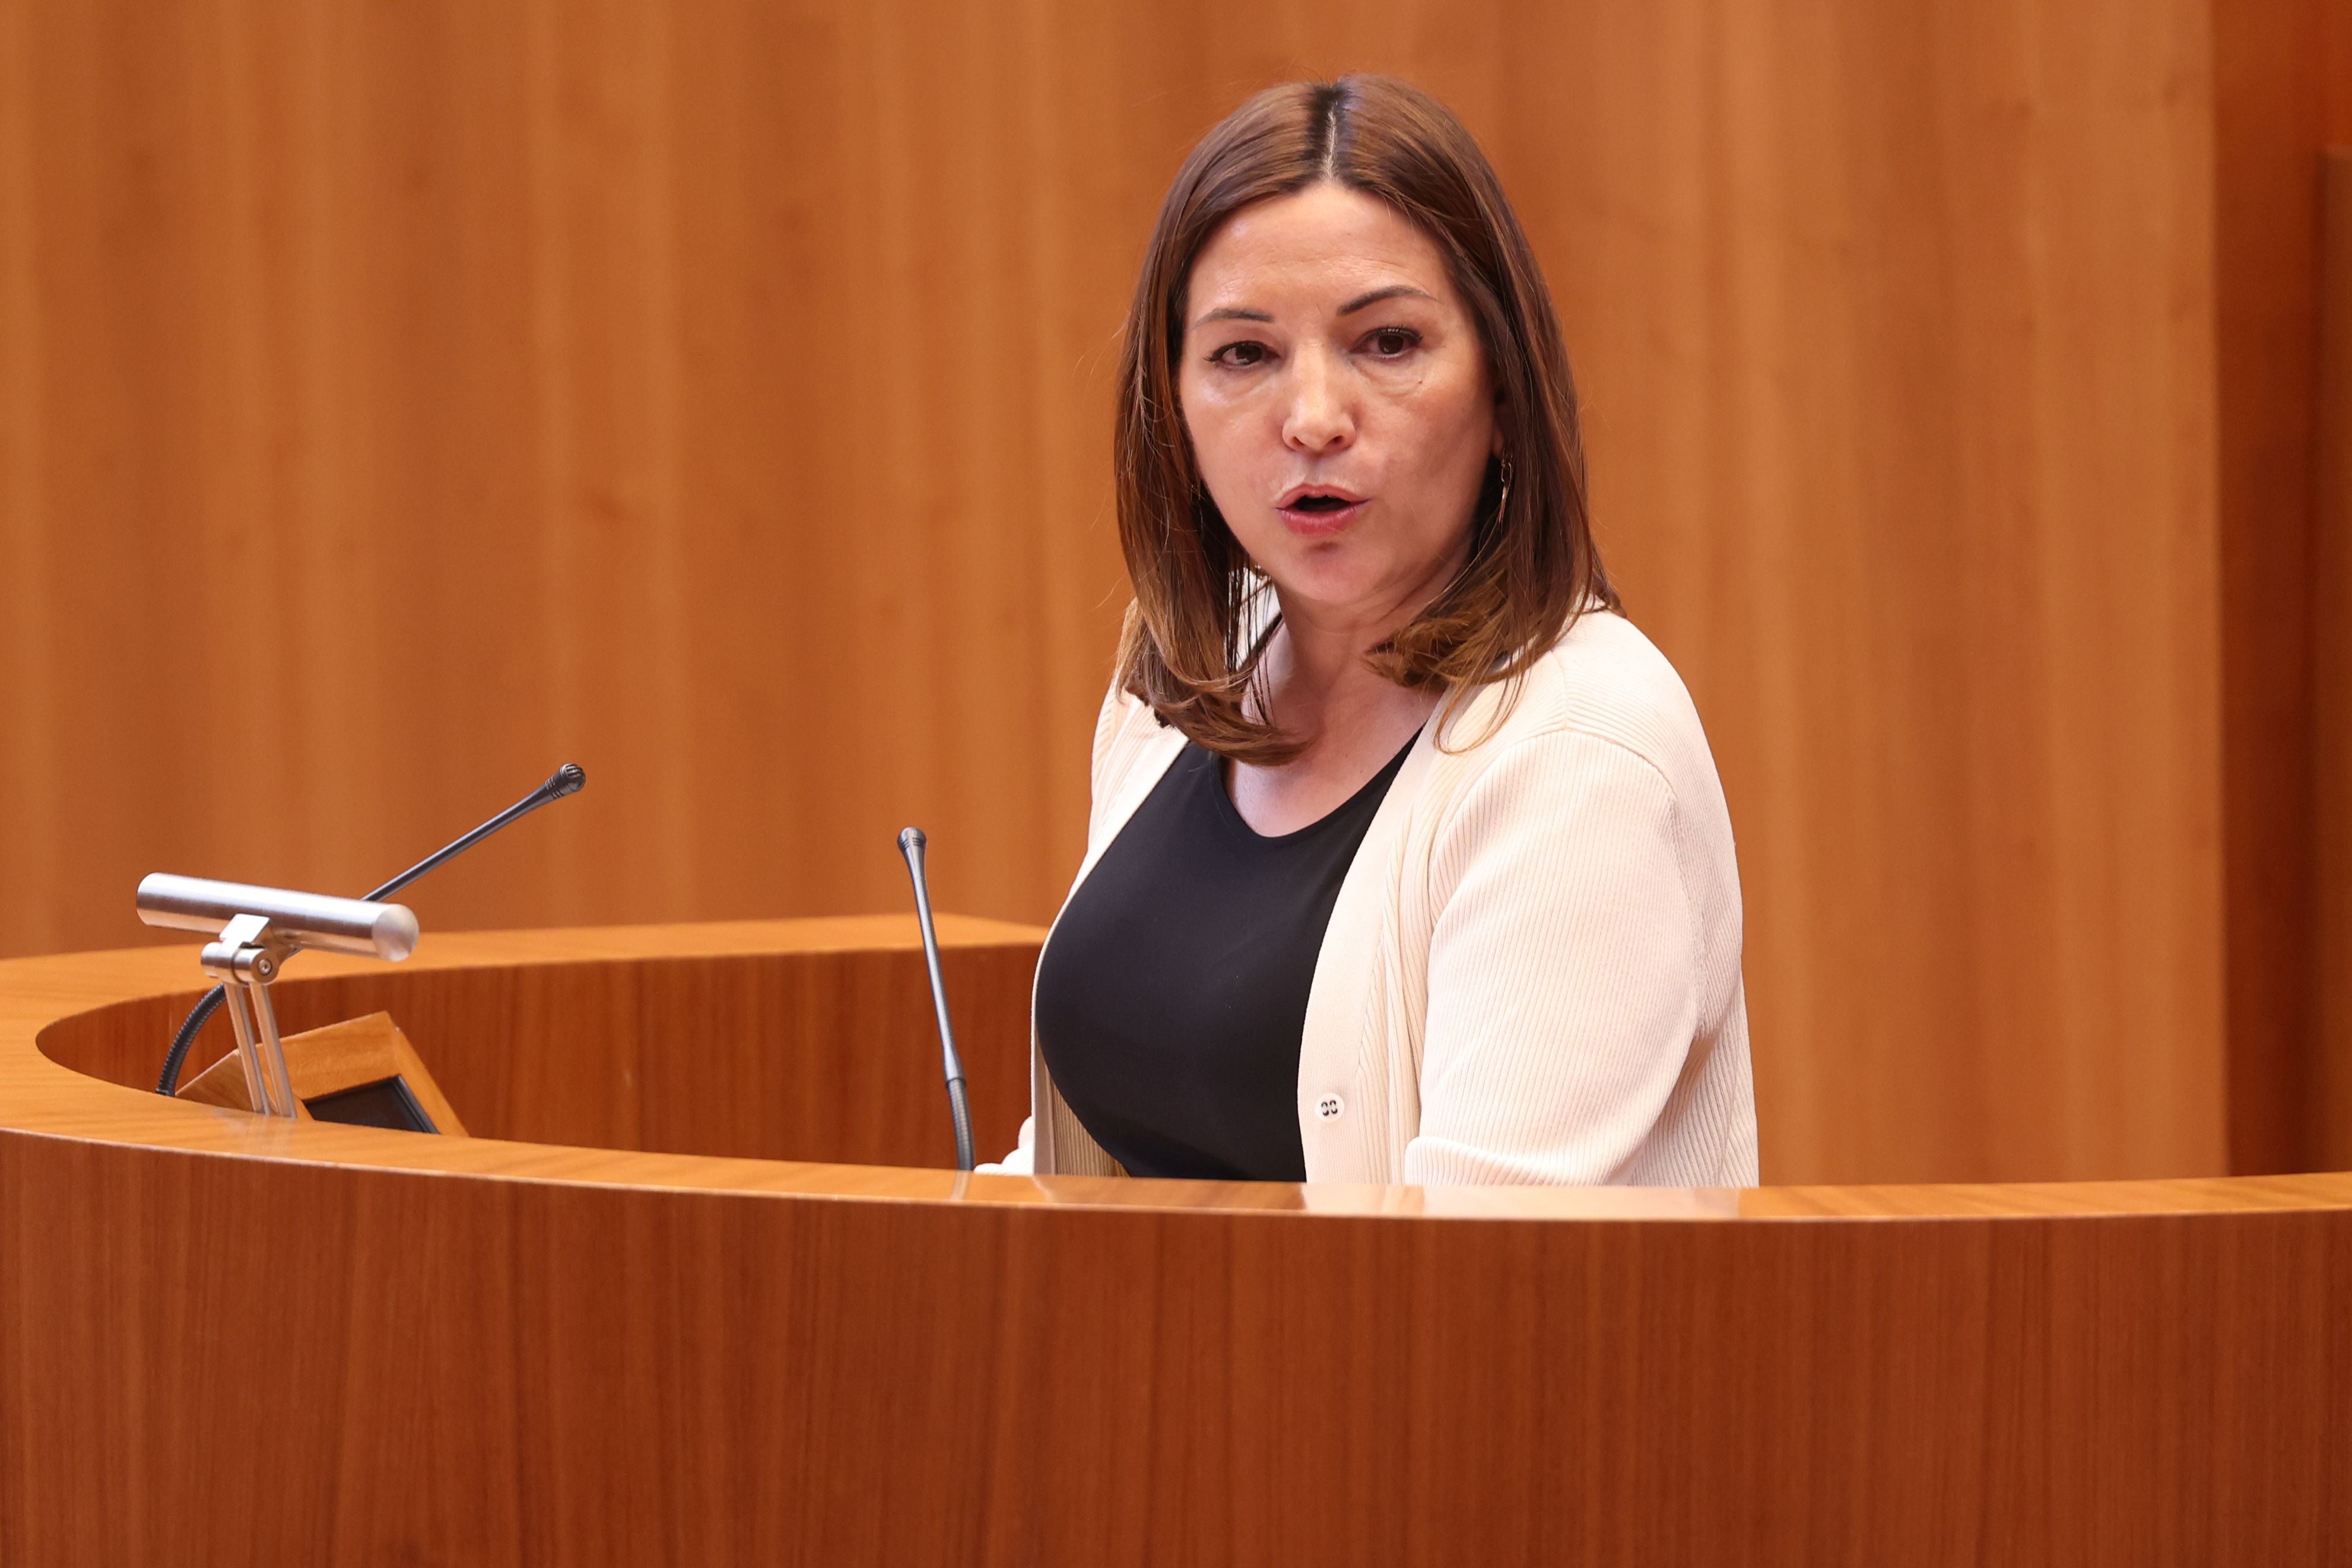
left=1263, top=561, right=1408, bottom=619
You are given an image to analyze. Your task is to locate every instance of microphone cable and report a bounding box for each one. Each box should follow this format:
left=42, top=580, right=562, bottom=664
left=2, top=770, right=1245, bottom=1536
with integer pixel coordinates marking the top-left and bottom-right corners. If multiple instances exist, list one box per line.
left=154, top=764, right=587, bottom=1097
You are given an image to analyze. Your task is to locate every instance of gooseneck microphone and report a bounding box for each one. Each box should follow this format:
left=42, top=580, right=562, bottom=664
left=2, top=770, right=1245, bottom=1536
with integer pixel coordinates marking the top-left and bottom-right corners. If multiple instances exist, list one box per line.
left=897, top=827, right=976, bottom=1172
left=364, top=762, right=586, bottom=905
left=154, top=763, right=589, bottom=1096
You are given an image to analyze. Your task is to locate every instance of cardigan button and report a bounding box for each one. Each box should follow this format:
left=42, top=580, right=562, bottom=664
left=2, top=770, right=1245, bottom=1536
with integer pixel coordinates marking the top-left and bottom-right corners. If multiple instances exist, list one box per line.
left=1315, top=1094, right=1344, bottom=1121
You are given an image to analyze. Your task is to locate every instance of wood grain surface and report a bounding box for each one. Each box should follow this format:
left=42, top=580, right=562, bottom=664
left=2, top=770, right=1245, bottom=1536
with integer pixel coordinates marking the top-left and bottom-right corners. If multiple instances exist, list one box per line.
left=2209, top=0, right=2352, bottom=1173
left=0, top=0, right=2334, bottom=1189
left=2, top=922, right=2350, bottom=1566
left=36, top=915, right=1042, bottom=1176
left=2312, top=148, right=2352, bottom=1173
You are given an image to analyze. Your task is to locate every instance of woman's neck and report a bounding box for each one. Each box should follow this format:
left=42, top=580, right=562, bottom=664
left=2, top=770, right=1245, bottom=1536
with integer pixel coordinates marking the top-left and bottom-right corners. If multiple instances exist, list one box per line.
left=1228, top=592, right=1443, bottom=834
left=1258, top=592, right=1425, bottom=750
left=1259, top=541, right=1464, bottom=744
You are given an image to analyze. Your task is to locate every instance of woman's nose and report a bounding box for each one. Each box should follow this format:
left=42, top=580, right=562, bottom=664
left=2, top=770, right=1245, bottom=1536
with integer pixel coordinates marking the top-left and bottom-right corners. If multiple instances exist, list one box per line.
left=1281, top=347, right=1355, bottom=454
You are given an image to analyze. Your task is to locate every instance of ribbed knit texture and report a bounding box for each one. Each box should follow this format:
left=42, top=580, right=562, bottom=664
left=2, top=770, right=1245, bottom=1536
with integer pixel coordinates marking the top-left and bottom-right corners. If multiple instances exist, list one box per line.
left=992, top=609, right=1759, bottom=1188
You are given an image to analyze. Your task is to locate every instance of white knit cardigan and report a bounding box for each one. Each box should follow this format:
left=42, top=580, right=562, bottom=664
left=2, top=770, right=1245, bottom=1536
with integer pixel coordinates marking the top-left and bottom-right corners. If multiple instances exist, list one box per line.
left=991, top=608, right=1759, bottom=1187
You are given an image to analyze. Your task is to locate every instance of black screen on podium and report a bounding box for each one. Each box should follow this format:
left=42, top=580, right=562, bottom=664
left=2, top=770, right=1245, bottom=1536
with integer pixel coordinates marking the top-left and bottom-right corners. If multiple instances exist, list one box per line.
left=303, top=1076, right=439, bottom=1135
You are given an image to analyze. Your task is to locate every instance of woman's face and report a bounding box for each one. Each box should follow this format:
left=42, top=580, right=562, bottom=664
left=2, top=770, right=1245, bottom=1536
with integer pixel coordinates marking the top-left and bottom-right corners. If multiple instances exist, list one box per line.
left=1179, top=180, right=1498, bottom=629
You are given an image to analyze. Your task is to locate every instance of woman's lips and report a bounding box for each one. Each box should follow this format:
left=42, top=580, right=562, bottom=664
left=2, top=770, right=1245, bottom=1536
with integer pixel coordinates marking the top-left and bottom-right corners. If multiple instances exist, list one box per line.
left=1277, top=499, right=1368, bottom=538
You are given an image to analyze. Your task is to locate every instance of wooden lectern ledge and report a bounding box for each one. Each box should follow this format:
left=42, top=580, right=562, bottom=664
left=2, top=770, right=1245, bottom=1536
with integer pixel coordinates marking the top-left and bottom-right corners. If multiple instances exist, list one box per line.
left=8, top=914, right=2348, bottom=1218
left=3, top=916, right=2347, bottom=1563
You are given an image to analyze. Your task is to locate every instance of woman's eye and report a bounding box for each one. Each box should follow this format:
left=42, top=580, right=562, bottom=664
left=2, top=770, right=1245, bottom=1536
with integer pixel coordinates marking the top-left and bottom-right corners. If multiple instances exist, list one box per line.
left=1210, top=341, right=1270, bottom=369
left=1365, top=327, right=1420, bottom=358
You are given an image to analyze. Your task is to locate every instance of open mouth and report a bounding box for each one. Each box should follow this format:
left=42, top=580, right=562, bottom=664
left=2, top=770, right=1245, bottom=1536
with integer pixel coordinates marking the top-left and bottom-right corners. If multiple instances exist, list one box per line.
left=1275, top=485, right=1369, bottom=535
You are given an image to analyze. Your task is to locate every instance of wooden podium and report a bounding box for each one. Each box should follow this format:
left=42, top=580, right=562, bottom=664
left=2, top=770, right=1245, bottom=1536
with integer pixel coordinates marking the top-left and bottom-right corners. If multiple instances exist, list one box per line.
left=1, top=917, right=2347, bottom=1565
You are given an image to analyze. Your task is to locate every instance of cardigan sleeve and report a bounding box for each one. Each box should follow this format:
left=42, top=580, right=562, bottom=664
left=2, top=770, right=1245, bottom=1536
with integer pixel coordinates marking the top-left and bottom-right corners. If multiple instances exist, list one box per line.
left=1402, top=729, right=1702, bottom=1186
left=976, top=1115, right=1033, bottom=1176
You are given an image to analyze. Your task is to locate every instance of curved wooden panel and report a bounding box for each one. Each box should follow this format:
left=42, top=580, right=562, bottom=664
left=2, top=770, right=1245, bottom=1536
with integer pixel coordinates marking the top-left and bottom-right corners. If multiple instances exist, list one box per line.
left=40, top=916, right=1042, bottom=1169
left=2, top=921, right=2348, bottom=1564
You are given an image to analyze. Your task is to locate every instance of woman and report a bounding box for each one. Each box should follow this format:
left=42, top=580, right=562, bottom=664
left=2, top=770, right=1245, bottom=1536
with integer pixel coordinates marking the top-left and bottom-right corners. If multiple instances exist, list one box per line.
left=993, top=75, right=1757, bottom=1186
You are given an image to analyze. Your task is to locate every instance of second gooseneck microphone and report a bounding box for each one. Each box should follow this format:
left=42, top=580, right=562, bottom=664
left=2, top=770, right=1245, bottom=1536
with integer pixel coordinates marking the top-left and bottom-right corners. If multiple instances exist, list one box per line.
left=897, top=827, right=976, bottom=1172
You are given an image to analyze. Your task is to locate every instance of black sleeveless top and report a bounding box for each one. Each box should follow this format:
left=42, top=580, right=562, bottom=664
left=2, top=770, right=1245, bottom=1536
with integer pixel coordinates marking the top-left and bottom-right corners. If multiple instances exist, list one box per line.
left=1033, top=731, right=1418, bottom=1180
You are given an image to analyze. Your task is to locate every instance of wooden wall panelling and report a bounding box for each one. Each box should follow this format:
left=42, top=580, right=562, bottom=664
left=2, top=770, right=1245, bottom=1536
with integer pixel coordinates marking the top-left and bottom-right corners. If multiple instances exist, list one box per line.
left=1490, top=2, right=2228, bottom=1181
left=0, top=0, right=1142, bottom=958
left=0, top=0, right=2267, bottom=1183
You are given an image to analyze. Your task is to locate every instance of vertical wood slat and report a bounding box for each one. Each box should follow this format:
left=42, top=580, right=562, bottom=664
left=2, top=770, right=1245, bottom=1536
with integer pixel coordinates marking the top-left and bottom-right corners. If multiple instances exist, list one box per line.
left=2208, top=0, right=2352, bottom=1175
left=2309, top=148, right=2352, bottom=1167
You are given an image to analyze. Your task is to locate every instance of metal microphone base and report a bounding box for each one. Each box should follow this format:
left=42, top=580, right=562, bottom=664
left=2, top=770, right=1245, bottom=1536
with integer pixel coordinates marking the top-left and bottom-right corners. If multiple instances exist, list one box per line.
left=197, top=912, right=300, bottom=1119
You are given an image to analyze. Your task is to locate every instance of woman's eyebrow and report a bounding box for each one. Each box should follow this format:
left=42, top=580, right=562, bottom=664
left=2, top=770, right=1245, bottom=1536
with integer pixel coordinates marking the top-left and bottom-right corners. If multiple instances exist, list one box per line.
left=1189, top=284, right=1436, bottom=332
left=1191, top=306, right=1275, bottom=329
left=1338, top=284, right=1438, bottom=315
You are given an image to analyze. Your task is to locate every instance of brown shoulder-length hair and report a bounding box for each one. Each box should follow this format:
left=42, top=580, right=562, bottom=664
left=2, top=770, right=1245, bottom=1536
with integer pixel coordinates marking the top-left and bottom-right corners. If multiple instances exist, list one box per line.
left=1114, top=75, right=1616, bottom=764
